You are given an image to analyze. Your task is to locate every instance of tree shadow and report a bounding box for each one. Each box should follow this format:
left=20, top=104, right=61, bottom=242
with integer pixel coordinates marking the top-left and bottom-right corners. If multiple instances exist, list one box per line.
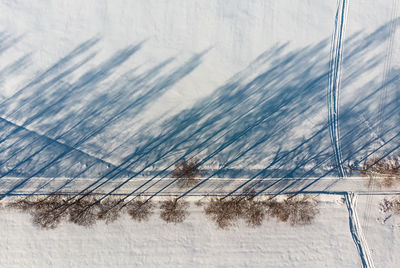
left=0, top=19, right=399, bottom=199
left=103, top=19, right=400, bottom=199
left=0, top=37, right=207, bottom=196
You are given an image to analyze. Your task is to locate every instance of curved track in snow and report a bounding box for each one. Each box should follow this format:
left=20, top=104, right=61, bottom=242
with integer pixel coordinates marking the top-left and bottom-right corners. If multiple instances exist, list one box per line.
left=327, top=0, right=348, bottom=178
left=328, top=2, right=376, bottom=267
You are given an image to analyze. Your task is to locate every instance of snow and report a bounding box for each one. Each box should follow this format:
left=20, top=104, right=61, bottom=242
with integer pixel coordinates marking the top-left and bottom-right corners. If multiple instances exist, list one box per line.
left=356, top=195, right=400, bottom=268
left=0, top=196, right=361, bottom=268
left=0, top=0, right=399, bottom=267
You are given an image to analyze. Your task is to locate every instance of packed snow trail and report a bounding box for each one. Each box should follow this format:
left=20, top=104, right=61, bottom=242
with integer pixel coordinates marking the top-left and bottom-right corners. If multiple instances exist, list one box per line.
left=328, top=0, right=348, bottom=178
left=344, top=192, right=375, bottom=268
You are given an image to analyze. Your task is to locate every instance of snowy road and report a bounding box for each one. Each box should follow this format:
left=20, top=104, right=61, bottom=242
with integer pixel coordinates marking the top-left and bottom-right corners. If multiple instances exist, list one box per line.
left=2, top=176, right=400, bottom=197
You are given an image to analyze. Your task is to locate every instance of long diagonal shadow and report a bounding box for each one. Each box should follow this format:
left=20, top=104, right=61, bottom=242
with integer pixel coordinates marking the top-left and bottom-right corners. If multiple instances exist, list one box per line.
left=0, top=44, right=207, bottom=198
left=0, top=19, right=399, bottom=206
left=126, top=19, right=400, bottom=203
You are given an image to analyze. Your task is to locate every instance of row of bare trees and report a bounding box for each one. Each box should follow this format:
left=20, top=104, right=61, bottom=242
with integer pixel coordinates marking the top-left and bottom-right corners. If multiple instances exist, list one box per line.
left=2, top=153, right=398, bottom=230
left=203, top=195, right=319, bottom=229
left=6, top=195, right=156, bottom=229
left=172, top=159, right=319, bottom=229
left=3, top=194, right=319, bottom=230
left=0, top=160, right=199, bottom=229
left=1, top=159, right=325, bottom=229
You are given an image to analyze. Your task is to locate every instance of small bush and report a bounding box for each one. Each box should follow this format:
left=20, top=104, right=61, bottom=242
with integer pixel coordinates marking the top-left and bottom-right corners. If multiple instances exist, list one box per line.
left=126, top=199, right=154, bottom=222
left=159, top=199, right=189, bottom=223
left=172, top=159, right=201, bottom=188
left=380, top=198, right=400, bottom=215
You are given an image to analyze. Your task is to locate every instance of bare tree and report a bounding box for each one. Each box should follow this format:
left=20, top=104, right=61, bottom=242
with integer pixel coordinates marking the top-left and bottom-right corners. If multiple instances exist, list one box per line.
left=126, top=199, right=154, bottom=222
left=31, top=199, right=68, bottom=229
left=204, top=197, right=249, bottom=229
left=67, top=195, right=100, bottom=227
left=242, top=200, right=266, bottom=227
left=172, top=159, right=201, bottom=188
left=358, top=155, right=400, bottom=188
left=159, top=199, right=189, bottom=223
left=97, top=198, right=125, bottom=224
left=266, top=196, right=319, bottom=226
left=8, top=195, right=69, bottom=229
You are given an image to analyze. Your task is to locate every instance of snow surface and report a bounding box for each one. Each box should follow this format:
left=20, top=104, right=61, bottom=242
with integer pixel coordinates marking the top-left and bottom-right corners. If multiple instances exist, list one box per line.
left=0, top=0, right=400, bottom=267
left=0, top=197, right=361, bottom=268
left=356, top=195, right=400, bottom=268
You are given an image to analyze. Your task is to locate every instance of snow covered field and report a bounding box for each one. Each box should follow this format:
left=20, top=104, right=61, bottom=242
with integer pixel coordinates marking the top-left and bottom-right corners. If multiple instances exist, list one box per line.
left=0, top=0, right=399, bottom=267
left=0, top=196, right=361, bottom=268
left=0, top=195, right=399, bottom=267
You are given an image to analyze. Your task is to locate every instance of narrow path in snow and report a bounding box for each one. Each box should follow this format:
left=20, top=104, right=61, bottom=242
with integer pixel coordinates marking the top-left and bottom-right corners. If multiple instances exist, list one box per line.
left=344, top=192, right=375, bottom=268
left=328, top=0, right=348, bottom=178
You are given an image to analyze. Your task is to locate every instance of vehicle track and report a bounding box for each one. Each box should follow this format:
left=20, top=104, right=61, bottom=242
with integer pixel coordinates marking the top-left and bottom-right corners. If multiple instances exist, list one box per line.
left=328, top=0, right=348, bottom=178
left=345, top=192, right=375, bottom=268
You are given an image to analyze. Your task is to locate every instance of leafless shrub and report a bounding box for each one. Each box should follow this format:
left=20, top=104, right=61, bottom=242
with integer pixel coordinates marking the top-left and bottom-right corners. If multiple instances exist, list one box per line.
left=204, top=197, right=250, bottom=229
left=31, top=197, right=68, bottom=229
left=242, top=200, right=266, bottom=227
left=360, top=155, right=400, bottom=188
left=172, top=159, right=201, bottom=188
left=266, top=196, right=319, bottom=226
left=380, top=198, right=400, bottom=215
left=159, top=199, right=189, bottom=224
left=126, top=199, right=154, bottom=222
left=97, top=198, right=125, bottom=224
left=67, top=195, right=100, bottom=227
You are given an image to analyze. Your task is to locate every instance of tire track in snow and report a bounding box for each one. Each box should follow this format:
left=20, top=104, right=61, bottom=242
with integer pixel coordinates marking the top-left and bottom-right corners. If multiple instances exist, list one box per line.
left=329, top=3, right=375, bottom=266
left=328, top=0, right=348, bottom=178
left=344, top=192, right=375, bottom=268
